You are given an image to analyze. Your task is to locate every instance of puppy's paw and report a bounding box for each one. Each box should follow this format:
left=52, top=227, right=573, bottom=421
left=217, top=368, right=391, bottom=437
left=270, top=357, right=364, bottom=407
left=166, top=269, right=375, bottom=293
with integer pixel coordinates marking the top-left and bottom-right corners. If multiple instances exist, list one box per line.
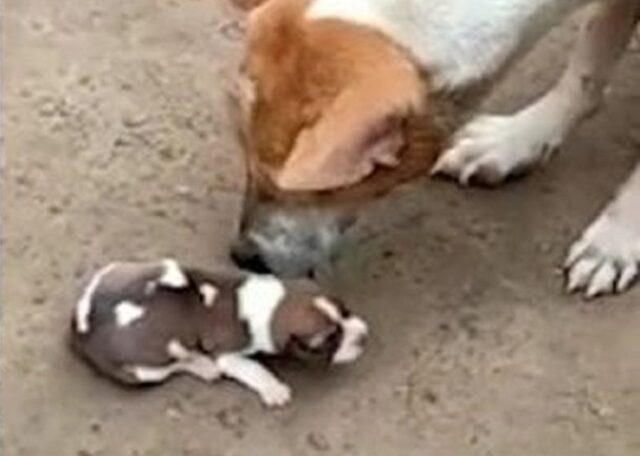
left=432, top=114, right=561, bottom=186
left=259, top=381, right=292, bottom=408
left=188, top=357, right=222, bottom=383
left=565, top=212, right=640, bottom=298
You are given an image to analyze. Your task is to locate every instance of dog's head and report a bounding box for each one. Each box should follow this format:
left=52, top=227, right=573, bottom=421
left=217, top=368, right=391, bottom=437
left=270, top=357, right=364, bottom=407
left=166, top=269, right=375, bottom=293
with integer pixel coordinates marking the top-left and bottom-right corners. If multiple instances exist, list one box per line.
left=230, top=0, right=446, bottom=277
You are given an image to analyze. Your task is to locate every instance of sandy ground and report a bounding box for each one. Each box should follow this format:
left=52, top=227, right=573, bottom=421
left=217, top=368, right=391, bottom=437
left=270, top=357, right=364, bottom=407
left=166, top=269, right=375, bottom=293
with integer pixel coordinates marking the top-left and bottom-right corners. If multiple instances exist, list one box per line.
left=3, top=1, right=640, bottom=455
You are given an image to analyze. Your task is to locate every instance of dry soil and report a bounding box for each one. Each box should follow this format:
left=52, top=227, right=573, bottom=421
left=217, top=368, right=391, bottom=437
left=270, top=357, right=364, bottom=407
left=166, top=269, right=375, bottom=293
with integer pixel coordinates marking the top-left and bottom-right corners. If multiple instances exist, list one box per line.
left=3, top=1, right=640, bottom=455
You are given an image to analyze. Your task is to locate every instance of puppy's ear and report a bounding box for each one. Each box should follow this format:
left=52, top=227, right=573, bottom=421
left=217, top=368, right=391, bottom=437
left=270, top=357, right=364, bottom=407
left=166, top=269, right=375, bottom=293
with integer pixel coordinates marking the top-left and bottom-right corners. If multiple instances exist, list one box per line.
left=275, top=76, right=423, bottom=192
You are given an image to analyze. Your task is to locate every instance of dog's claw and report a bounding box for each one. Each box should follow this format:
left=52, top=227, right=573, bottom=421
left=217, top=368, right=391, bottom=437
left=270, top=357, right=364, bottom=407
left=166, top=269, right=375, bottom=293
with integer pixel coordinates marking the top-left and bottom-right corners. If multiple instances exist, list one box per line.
left=567, top=257, right=600, bottom=293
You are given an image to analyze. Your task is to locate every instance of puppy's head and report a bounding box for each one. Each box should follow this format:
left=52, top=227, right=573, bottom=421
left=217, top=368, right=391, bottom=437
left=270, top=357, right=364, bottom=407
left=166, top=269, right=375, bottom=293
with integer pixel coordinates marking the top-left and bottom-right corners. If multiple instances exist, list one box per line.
left=230, top=0, right=446, bottom=277
left=270, top=280, right=368, bottom=366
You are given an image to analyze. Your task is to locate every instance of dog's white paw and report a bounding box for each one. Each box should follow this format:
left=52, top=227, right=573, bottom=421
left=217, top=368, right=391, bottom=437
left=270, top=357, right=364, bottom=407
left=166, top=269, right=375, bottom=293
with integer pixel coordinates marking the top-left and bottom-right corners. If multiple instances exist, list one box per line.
left=565, top=212, right=640, bottom=298
left=259, top=381, right=292, bottom=408
left=432, top=113, right=563, bottom=186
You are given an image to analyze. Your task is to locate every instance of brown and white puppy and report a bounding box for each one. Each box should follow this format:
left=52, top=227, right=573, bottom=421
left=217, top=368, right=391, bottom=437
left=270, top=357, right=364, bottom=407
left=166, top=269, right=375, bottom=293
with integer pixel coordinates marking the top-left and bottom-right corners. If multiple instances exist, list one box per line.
left=70, top=259, right=368, bottom=407
left=229, top=0, right=640, bottom=298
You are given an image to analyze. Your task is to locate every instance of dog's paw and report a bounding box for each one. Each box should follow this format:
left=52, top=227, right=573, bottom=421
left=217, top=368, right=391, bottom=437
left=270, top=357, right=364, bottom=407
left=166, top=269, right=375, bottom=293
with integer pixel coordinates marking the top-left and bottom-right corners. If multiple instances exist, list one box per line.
left=259, top=381, right=292, bottom=408
left=565, top=212, right=640, bottom=298
left=432, top=114, right=561, bottom=186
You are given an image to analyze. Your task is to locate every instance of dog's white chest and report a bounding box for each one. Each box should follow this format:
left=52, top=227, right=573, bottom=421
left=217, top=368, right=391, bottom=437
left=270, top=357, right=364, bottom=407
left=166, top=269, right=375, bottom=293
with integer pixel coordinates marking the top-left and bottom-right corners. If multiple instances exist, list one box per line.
left=308, top=0, right=589, bottom=89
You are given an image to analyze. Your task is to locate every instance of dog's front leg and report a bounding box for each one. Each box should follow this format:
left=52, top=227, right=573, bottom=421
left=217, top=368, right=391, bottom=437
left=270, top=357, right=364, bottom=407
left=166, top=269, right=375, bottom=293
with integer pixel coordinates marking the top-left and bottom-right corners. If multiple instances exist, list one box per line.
left=565, top=162, right=640, bottom=297
left=216, top=353, right=292, bottom=407
left=433, top=0, right=640, bottom=185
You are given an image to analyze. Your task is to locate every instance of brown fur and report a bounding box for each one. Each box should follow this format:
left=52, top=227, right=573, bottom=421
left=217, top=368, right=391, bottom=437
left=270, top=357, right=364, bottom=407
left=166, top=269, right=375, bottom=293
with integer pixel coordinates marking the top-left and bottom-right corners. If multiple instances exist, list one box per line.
left=240, top=0, right=448, bottom=205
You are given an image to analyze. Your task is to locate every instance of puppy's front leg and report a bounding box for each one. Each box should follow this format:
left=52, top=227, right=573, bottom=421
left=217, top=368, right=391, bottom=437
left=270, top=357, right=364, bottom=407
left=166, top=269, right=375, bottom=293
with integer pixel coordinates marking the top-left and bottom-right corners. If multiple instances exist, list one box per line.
left=216, top=353, right=292, bottom=407
left=433, top=0, right=640, bottom=185
left=565, top=162, right=640, bottom=297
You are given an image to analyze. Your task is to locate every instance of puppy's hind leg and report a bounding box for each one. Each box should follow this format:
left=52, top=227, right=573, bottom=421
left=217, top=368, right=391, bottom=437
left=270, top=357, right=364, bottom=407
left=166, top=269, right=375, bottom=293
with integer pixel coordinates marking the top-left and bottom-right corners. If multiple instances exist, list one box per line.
left=434, top=0, right=640, bottom=185
left=126, top=340, right=222, bottom=384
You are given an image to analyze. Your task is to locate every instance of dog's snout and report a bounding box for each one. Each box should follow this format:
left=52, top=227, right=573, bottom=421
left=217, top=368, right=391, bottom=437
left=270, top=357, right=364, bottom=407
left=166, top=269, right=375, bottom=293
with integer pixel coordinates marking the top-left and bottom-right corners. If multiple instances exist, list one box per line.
left=230, top=242, right=272, bottom=274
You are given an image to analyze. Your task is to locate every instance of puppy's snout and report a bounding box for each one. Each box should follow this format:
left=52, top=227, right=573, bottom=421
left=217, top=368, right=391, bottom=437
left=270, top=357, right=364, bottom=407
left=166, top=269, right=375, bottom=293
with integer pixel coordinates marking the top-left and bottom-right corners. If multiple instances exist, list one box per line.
left=354, top=330, right=368, bottom=348
left=230, top=241, right=272, bottom=274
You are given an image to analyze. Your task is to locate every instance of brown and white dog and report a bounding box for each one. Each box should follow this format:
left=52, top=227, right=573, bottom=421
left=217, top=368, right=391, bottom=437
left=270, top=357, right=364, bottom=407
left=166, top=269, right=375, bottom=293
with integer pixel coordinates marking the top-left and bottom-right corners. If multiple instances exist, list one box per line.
left=229, top=0, right=640, bottom=298
left=70, top=259, right=368, bottom=407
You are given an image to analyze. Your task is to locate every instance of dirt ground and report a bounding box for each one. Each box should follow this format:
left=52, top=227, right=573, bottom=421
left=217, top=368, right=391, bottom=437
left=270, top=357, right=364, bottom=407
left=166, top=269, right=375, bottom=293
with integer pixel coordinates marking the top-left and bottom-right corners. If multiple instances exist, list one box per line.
left=3, top=1, right=640, bottom=455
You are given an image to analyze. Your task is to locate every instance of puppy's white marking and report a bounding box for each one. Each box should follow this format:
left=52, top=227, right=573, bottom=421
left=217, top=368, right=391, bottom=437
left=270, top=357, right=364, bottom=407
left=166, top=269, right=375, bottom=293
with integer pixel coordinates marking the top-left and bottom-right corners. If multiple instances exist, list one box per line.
left=333, top=316, right=369, bottom=365
left=312, top=296, right=341, bottom=322
left=158, top=259, right=188, bottom=288
left=130, top=365, right=177, bottom=383
left=199, top=283, right=218, bottom=307
left=216, top=353, right=292, bottom=407
left=114, top=301, right=145, bottom=327
left=75, top=263, right=118, bottom=333
left=167, top=339, right=191, bottom=360
left=237, top=275, right=285, bottom=354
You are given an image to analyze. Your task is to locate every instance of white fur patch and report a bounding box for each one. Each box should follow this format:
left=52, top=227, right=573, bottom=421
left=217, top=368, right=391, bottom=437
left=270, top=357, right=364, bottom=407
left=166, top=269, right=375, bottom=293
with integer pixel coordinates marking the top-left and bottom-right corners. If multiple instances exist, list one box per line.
left=129, top=365, right=176, bottom=383
left=114, top=301, right=145, bottom=327
left=332, top=316, right=369, bottom=365
left=313, top=297, right=368, bottom=364
left=216, top=353, right=291, bottom=407
left=167, top=339, right=190, bottom=360
left=165, top=340, right=221, bottom=382
left=158, top=259, right=188, bottom=288
left=237, top=275, right=286, bottom=354
left=312, top=296, right=341, bottom=322
left=75, top=263, right=118, bottom=333
left=199, top=283, right=219, bottom=307
left=308, top=0, right=587, bottom=89
left=308, top=0, right=387, bottom=33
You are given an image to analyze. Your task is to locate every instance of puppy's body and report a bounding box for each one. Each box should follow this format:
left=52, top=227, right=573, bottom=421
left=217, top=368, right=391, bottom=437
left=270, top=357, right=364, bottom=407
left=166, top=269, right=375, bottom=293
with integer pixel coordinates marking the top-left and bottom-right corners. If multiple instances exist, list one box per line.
left=71, top=260, right=368, bottom=407
left=231, top=0, right=640, bottom=297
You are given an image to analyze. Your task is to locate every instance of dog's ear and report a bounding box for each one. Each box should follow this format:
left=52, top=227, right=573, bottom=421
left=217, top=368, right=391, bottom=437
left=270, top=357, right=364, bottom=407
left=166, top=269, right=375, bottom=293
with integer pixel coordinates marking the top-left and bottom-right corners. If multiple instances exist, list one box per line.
left=275, top=77, right=422, bottom=192
left=230, top=0, right=271, bottom=11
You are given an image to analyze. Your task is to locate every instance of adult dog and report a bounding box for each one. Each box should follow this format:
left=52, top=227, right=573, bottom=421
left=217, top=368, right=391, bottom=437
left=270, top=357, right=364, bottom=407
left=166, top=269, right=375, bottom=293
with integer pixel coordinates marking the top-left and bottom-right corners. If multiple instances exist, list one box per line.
left=229, top=0, right=640, bottom=298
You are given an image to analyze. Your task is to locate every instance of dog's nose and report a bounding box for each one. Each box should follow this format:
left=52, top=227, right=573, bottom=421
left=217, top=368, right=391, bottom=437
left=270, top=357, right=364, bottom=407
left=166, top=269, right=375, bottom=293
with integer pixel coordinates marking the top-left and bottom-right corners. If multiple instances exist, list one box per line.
left=230, top=243, right=272, bottom=274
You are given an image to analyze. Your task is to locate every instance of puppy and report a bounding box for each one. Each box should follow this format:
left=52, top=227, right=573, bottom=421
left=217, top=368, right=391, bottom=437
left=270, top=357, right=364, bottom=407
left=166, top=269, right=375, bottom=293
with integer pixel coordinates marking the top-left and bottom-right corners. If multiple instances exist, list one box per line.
left=70, top=259, right=368, bottom=407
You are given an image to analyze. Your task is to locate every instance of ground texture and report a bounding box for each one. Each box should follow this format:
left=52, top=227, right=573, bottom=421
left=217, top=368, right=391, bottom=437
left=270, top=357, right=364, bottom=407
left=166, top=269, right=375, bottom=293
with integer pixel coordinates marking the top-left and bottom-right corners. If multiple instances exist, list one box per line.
left=3, top=1, right=640, bottom=455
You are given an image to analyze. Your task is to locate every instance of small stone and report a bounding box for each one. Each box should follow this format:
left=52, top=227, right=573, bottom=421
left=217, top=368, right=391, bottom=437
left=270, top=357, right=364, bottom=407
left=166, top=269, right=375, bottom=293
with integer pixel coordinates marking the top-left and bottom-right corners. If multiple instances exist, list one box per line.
left=39, top=99, right=58, bottom=117
left=122, top=113, right=149, bottom=128
left=216, top=407, right=243, bottom=429
left=48, top=204, right=63, bottom=215
left=215, top=407, right=245, bottom=438
left=421, top=388, right=438, bottom=404
left=78, top=75, right=92, bottom=86
left=306, top=432, right=330, bottom=452
left=89, top=420, right=102, bottom=433
left=165, top=406, right=182, bottom=421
